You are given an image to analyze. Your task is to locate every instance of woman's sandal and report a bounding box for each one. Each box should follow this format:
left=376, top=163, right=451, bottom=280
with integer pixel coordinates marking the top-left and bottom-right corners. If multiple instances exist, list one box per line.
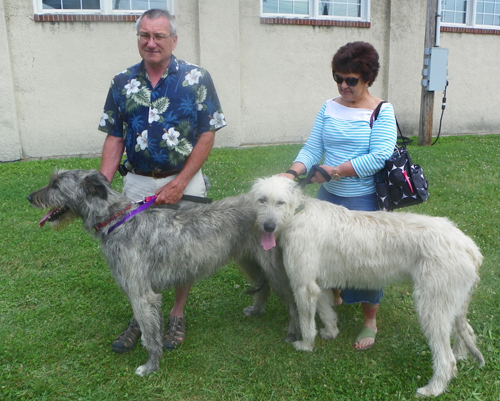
left=354, top=326, right=376, bottom=351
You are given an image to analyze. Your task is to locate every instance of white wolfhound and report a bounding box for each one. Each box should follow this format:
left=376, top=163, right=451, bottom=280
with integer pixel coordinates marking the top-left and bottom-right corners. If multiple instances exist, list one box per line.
left=250, top=175, right=484, bottom=397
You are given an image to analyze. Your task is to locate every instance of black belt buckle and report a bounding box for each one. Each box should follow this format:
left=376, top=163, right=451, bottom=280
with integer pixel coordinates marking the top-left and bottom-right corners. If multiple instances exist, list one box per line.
left=118, top=164, right=129, bottom=176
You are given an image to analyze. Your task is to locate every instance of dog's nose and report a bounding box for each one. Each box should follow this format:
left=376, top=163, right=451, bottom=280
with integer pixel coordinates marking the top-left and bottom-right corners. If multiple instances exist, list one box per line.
left=263, top=222, right=276, bottom=233
left=27, top=195, right=32, bottom=203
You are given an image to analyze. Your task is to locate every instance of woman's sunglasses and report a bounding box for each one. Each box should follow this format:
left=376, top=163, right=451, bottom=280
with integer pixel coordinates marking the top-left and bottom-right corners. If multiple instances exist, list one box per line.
left=333, top=73, right=360, bottom=87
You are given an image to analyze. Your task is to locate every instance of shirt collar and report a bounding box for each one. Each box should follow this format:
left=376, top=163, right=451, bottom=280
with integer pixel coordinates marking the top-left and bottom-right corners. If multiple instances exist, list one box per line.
left=139, top=54, right=179, bottom=83
left=167, top=54, right=179, bottom=76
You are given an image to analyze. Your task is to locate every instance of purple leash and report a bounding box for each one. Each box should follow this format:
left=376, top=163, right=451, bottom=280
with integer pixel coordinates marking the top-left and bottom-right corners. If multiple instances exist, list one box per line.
left=107, top=196, right=157, bottom=234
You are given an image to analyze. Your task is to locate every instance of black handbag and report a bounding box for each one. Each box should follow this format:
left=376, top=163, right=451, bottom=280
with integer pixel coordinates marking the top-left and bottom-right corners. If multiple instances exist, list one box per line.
left=371, top=102, right=429, bottom=211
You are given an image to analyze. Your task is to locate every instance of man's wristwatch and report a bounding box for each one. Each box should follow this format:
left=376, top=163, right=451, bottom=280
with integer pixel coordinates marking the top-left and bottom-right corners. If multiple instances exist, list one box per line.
left=331, top=167, right=340, bottom=181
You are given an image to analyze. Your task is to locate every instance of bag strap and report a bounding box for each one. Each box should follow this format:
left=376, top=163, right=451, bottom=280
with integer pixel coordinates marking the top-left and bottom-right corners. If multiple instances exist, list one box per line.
left=370, top=101, right=386, bottom=129
left=370, top=100, right=409, bottom=147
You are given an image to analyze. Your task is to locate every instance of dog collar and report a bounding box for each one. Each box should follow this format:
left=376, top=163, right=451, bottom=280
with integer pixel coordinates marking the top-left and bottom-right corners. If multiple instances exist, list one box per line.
left=94, top=204, right=132, bottom=231
left=294, top=204, right=305, bottom=215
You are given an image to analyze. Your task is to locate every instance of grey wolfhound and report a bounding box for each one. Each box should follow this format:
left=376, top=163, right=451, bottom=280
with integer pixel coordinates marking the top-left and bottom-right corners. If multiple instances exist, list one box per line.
left=27, top=169, right=299, bottom=376
left=250, top=175, right=484, bottom=397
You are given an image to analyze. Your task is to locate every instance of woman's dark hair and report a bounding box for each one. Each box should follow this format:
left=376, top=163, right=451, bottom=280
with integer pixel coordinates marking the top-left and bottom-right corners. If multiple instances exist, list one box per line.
left=331, top=42, right=380, bottom=87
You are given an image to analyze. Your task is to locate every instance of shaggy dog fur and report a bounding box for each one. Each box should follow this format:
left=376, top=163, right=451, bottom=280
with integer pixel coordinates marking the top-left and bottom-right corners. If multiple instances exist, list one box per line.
left=250, top=175, right=484, bottom=397
left=27, top=169, right=299, bottom=376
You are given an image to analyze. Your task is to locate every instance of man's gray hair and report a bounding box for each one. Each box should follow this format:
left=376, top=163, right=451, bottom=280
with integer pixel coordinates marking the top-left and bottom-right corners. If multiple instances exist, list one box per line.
left=136, top=9, right=177, bottom=36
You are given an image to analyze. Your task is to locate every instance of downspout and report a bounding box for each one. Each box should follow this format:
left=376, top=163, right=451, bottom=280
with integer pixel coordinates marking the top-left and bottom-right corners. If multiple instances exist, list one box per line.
left=435, top=0, right=442, bottom=47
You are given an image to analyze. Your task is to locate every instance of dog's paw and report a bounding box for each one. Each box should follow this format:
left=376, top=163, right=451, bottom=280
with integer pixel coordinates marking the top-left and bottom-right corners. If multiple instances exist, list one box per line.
left=284, top=332, right=300, bottom=343
left=293, top=340, right=314, bottom=352
left=135, top=363, right=157, bottom=377
left=135, top=365, right=148, bottom=377
left=416, top=384, right=444, bottom=398
left=415, top=387, right=431, bottom=398
left=319, top=327, right=339, bottom=340
left=243, top=305, right=264, bottom=317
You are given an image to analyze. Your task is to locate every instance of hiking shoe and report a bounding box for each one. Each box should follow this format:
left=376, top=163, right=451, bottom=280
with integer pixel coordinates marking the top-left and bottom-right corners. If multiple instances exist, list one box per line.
left=164, top=316, right=186, bottom=351
left=111, top=318, right=141, bottom=354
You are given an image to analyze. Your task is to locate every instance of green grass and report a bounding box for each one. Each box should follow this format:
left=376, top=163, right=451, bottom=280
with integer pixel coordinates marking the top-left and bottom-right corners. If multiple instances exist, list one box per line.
left=1, top=135, right=499, bottom=400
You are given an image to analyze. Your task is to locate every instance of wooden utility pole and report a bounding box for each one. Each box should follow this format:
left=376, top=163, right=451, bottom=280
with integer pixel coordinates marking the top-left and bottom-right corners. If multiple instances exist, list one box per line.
left=418, top=0, right=439, bottom=146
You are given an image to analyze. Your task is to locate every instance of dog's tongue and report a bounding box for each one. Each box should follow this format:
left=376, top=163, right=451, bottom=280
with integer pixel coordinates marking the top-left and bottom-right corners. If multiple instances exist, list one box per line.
left=261, top=232, right=276, bottom=250
left=39, top=210, right=54, bottom=227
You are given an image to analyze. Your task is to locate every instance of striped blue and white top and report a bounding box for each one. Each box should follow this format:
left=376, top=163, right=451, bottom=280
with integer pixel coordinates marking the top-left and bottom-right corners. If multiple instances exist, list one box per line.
left=295, top=99, right=397, bottom=197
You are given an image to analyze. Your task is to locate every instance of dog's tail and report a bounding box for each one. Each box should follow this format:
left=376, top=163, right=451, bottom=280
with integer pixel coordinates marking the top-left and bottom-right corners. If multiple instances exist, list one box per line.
left=451, top=233, right=485, bottom=368
left=467, top=239, right=484, bottom=275
left=453, top=291, right=485, bottom=368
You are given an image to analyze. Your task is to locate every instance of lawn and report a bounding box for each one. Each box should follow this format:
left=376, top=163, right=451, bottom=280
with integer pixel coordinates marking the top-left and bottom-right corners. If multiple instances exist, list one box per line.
left=0, top=135, right=499, bottom=400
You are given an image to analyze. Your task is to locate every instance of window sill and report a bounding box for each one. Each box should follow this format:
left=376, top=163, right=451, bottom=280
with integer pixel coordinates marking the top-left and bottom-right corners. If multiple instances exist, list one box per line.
left=34, top=13, right=141, bottom=22
left=260, top=17, right=370, bottom=28
left=441, top=26, right=500, bottom=35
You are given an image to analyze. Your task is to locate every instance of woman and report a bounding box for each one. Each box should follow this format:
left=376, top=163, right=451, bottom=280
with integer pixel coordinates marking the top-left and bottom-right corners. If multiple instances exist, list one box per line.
left=281, top=42, right=397, bottom=350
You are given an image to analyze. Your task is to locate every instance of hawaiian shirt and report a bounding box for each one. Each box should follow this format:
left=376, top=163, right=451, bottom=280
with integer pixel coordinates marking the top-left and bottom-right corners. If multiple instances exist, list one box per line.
left=98, top=55, right=227, bottom=172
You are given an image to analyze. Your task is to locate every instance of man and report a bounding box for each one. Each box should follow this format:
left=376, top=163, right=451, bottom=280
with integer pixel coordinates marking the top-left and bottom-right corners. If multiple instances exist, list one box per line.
left=98, top=8, right=226, bottom=353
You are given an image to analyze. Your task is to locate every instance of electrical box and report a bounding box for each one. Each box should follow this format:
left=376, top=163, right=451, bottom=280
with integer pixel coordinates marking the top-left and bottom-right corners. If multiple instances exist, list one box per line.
left=421, top=47, right=448, bottom=91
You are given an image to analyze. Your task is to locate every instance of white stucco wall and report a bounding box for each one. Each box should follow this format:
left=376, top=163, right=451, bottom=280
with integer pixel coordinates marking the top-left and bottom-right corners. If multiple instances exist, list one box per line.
left=0, top=1, right=202, bottom=161
left=385, top=0, right=428, bottom=137
left=238, top=1, right=392, bottom=146
left=0, top=0, right=22, bottom=161
left=440, top=32, right=500, bottom=134
left=2, top=1, right=138, bottom=160
left=1, top=0, right=499, bottom=162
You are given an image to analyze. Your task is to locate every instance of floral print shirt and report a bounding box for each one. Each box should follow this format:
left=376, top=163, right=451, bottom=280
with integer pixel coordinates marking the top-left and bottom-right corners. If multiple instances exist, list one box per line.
left=98, top=55, right=227, bottom=172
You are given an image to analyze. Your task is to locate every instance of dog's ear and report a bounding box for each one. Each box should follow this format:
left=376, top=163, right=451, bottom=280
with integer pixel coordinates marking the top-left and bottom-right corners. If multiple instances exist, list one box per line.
left=288, top=179, right=305, bottom=207
left=81, top=173, right=109, bottom=201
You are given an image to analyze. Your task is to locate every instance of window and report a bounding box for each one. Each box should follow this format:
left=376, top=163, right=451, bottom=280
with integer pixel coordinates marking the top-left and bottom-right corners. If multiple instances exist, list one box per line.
left=262, top=0, right=309, bottom=15
left=34, top=0, right=174, bottom=14
left=261, top=0, right=369, bottom=21
left=317, top=0, right=363, bottom=18
left=441, top=0, right=500, bottom=28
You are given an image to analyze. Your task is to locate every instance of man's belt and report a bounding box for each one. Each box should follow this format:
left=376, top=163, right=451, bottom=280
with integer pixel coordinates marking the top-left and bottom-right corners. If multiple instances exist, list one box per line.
left=132, top=169, right=181, bottom=179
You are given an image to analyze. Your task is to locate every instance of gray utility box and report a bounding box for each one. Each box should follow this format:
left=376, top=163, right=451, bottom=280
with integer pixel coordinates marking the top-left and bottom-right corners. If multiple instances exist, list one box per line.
left=422, top=47, right=449, bottom=92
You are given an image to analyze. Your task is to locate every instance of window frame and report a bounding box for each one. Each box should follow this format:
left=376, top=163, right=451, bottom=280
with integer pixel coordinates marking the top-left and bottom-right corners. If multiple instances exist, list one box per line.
left=33, top=0, right=175, bottom=16
left=260, top=0, right=370, bottom=23
left=441, top=0, right=500, bottom=30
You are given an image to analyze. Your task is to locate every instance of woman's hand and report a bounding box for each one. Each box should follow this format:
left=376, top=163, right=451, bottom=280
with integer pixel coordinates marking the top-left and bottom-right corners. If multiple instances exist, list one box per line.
left=310, top=165, right=335, bottom=183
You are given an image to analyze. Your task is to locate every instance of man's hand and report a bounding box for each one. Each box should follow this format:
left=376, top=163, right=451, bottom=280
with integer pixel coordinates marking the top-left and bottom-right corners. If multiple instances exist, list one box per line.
left=153, top=130, right=215, bottom=205
left=154, top=180, right=185, bottom=205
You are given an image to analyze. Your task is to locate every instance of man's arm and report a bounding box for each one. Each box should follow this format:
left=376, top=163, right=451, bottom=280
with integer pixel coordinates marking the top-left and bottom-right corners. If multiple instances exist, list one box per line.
left=154, top=130, right=215, bottom=205
left=100, top=134, right=125, bottom=183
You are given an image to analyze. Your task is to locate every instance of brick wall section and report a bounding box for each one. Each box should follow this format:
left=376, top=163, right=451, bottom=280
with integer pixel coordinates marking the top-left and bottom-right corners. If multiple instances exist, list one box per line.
left=259, top=17, right=500, bottom=34
left=441, top=26, right=500, bottom=35
left=260, top=17, right=370, bottom=28
left=33, top=15, right=499, bottom=34
left=34, top=14, right=141, bottom=22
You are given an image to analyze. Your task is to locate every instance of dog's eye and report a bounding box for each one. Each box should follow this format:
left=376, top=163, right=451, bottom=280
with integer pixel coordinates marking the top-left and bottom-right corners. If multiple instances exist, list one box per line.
left=258, top=197, right=267, bottom=204
left=277, top=201, right=286, bottom=206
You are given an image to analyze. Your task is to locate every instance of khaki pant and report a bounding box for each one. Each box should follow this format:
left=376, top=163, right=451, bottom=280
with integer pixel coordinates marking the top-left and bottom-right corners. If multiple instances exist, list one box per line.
left=123, top=169, right=207, bottom=208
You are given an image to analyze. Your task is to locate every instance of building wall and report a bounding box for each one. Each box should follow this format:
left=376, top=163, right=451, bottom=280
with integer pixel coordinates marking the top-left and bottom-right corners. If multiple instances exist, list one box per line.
left=0, top=0, right=22, bottom=161
left=1, top=0, right=499, bottom=161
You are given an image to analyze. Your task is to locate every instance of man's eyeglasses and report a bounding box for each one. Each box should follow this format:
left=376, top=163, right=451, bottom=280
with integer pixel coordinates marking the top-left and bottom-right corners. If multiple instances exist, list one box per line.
left=137, top=33, right=173, bottom=44
left=333, top=73, right=360, bottom=87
